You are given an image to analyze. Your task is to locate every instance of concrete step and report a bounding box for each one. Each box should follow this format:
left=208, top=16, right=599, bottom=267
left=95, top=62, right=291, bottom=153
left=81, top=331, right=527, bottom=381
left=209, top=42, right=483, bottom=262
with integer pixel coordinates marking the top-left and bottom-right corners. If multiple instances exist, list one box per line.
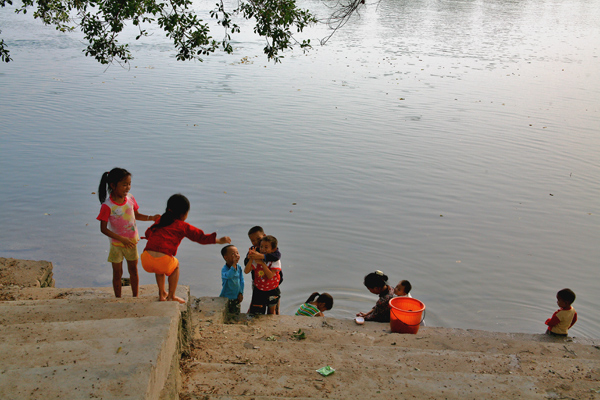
left=0, top=285, right=189, bottom=400
left=180, top=305, right=600, bottom=400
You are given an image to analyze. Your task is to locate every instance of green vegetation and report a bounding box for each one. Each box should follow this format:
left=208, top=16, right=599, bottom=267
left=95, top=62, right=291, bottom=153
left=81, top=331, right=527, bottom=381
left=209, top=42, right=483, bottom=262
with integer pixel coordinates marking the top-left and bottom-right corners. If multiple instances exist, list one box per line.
left=0, top=0, right=329, bottom=64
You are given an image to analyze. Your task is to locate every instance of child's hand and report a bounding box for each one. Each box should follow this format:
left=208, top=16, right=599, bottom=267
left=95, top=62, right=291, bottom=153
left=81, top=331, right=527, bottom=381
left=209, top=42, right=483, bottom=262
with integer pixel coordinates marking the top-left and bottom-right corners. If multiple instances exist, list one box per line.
left=248, top=249, right=263, bottom=260
left=120, top=237, right=137, bottom=249
left=151, top=214, right=161, bottom=221
left=216, top=236, right=231, bottom=245
left=237, top=293, right=243, bottom=303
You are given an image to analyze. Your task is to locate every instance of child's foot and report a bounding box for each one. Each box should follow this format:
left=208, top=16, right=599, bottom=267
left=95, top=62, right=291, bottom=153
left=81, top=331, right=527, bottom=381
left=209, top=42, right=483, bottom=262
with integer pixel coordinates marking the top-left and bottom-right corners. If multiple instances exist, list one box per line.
left=158, top=296, right=167, bottom=302
left=167, top=295, right=186, bottom=304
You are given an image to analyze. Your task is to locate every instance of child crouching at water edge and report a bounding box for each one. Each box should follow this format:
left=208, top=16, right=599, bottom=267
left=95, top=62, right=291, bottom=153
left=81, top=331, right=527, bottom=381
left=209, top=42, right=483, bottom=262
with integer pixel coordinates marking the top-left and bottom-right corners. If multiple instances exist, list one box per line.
left=220, top=245, right=244, bottom=314
left=296, top=292, right=334, bottom=317
left=545, top=288, right=577, bottom=337
left=356, top=271, right=395, bottom=322
left=141, top=194, right=230, bottom=303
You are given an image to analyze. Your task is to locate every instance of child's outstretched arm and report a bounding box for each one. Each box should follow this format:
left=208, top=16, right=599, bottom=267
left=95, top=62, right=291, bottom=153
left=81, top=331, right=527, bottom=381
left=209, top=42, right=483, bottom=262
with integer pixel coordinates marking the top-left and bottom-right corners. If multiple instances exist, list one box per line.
left=216, top=236, right=231, bottom=244
left=100, top=220, right=136, bottom=248
left=134, top=210, right=160, bottom=222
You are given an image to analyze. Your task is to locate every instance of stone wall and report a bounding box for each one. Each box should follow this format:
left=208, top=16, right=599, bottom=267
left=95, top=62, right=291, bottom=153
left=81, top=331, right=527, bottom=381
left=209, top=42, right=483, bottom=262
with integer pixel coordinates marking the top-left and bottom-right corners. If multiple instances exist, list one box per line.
left=0, top=257, right=55, bottom=288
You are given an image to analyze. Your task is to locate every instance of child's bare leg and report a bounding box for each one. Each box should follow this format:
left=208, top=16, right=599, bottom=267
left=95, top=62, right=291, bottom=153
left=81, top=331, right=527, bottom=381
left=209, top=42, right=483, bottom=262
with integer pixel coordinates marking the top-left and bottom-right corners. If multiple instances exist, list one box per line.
left=155, top=274, right=167, bottom=301
left=166, top=267, right=185, bottom=304
left=126, top=259, right=139, bottom=297
left=267, top=305, right=277, bottom=315
left=111, top=262, right=123, bottom=298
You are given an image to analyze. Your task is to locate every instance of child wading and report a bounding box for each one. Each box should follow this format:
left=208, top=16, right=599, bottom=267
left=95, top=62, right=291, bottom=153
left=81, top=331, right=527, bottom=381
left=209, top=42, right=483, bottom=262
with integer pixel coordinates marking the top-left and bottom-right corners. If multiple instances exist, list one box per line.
left=545, top=288, right=577, bottom=337
left=97, top=168, right=159, bottom=298
left=295, top=292, right=334, bottom=317
left=141, top=194, right=230, bottom=303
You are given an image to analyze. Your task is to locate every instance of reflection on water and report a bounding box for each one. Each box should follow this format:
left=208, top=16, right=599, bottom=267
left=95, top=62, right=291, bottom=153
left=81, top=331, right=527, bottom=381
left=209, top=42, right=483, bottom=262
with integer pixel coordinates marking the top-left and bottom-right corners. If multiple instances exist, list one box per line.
left=0, top=0, right=598, bottom=337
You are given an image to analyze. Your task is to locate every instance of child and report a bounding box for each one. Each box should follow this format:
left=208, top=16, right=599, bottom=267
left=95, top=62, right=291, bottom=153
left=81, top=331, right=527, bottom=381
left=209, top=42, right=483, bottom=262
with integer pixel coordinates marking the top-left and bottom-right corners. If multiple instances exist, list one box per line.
left=394, top=280, right=412, bottom=298
left=356, top=270, right=395, bottom=322
left=295, top=292, right=334, bottom=317
left=141, top=194, right=230, bottom=303
left=219, top=245, right=244, bottom=314
left=244, top=235, right=281, bottom=315
left=545, top=288, right=577, bottom=337
left=97, top=168, right=160, bottom=298
left=244, top=226, right=282, bottom=314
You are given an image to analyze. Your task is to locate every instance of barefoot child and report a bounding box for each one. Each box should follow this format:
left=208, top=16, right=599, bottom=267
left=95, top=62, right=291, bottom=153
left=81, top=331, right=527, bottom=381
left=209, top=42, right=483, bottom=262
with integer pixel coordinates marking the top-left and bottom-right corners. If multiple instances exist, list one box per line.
left=220, top=245, right=244, bottom=314
left=545, top=288, right=577, bottom=337
left=97, top=168, right=160, bottom=298
left=244, top=235, right=281, bottom=315
left=295, top=292, right=334, bottom=317
left=141, top=194, right=230, bottom=303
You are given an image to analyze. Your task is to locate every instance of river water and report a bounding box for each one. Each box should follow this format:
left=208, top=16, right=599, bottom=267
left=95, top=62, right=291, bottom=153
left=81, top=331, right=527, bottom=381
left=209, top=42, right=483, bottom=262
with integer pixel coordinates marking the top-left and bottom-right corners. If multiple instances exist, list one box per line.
left=0, top=0, right=598, bottom=337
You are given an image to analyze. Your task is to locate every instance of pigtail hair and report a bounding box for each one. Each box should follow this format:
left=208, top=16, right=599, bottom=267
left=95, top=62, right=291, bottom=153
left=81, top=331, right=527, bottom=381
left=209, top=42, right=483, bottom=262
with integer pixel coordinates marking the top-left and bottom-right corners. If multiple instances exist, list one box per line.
left=152, top=209, right=177, bottom=230
left=151, top=194, right=190, bottom=231
left=98, top=168, right=131, bottom=204
left=305, top=292, right=320, bottom=303
left=98, top=172, right=109, bottom=203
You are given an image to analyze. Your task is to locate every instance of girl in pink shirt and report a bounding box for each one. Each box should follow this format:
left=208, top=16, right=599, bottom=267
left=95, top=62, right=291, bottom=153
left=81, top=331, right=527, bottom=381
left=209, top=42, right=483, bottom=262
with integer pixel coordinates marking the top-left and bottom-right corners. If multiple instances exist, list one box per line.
left=97, top=168, right=160, bottom=298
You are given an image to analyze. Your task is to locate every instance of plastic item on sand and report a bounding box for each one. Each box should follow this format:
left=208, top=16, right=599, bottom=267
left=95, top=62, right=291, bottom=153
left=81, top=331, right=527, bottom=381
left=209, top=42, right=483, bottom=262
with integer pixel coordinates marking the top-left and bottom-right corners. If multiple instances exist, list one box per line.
left=316, top=366, right=335, bottom=376
left=389, top=297, right=426, bottom=334
left=355, top=316, right=364, bottom=325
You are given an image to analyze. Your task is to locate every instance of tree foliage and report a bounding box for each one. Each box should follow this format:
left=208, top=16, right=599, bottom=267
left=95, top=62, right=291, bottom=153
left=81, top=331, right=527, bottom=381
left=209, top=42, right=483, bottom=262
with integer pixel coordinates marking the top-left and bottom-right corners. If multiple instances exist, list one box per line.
left=0, top=0, right=323, bottom=64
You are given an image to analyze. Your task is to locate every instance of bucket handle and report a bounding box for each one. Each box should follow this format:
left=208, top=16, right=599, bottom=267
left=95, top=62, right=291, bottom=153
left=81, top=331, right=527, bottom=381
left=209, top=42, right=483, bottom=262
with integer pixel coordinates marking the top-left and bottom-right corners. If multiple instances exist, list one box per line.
left=392, top=308, right=426, bottom=326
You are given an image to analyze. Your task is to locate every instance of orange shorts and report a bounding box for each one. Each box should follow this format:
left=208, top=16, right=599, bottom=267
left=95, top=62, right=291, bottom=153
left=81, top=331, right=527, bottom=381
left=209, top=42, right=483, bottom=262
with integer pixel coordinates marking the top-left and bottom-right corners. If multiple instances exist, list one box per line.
left=141, top=251, right=179, bottom=276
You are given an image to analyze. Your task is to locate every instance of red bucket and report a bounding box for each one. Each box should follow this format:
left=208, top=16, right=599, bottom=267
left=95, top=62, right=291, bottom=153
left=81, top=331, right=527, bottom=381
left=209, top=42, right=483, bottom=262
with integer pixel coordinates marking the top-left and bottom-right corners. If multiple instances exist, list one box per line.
left=389, top=297, right=425, bottom=334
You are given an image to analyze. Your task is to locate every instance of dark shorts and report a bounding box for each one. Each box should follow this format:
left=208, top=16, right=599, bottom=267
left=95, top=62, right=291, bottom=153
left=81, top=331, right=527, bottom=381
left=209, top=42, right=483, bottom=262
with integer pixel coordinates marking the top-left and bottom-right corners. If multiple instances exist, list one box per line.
left=249, top=286, right=280, bottom=314
left=546, top=329, right=568, bottom=337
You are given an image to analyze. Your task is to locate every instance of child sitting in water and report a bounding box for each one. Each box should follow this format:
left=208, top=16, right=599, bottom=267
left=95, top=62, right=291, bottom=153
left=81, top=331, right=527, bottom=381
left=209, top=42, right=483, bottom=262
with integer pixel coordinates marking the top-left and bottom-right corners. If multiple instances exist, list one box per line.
left=356, top=270, right=395, bottom=322
left=295, top=292, right=334, bottom=317
left=394, top=280, right=412, bottom=297
left=545, top=288, right=577, bottom=337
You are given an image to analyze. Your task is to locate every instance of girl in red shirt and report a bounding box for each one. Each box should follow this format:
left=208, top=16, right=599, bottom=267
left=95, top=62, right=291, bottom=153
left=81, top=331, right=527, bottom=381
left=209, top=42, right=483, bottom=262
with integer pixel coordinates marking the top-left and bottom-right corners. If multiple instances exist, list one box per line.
left=141, top=194, right=230, bottom=303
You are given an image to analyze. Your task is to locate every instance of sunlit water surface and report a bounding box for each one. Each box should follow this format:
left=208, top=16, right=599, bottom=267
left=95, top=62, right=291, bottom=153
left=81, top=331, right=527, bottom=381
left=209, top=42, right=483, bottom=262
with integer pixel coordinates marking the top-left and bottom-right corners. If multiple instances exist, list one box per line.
left=1, top=0, right=599, bottom=337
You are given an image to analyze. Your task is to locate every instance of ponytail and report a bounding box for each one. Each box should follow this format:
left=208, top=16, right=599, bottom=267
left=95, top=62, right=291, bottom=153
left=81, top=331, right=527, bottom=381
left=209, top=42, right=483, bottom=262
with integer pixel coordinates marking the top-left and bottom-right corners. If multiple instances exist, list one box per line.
left=364, top=270, right=389, bottom=289
left=98, top=172, right=110, bottom=203
left=151, top=194, right=190, bottom=231
left=306, top=292, right=334, bottom=311
left=98, top=168, right=131, bottom=204
left=305, top=292, right=320, bottom=303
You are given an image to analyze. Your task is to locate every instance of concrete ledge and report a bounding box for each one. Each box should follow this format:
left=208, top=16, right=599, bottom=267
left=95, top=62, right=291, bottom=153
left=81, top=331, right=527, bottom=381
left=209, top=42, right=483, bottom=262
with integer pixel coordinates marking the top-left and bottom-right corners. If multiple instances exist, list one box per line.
left=0, top=285, right=193, bottom=400
left=0, top=257, right=54, bottom=289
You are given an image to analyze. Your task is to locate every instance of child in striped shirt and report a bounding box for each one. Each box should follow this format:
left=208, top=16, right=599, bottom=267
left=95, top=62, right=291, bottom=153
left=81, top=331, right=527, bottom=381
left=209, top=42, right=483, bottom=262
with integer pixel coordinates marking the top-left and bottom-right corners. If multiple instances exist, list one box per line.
left=295, top=292, right=334, bottom=317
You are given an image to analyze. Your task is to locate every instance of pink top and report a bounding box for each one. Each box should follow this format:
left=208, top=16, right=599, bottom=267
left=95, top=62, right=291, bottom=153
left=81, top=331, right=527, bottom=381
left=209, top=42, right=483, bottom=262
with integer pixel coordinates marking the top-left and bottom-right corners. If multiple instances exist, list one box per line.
left=97, top=194, right=139, bottom=247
